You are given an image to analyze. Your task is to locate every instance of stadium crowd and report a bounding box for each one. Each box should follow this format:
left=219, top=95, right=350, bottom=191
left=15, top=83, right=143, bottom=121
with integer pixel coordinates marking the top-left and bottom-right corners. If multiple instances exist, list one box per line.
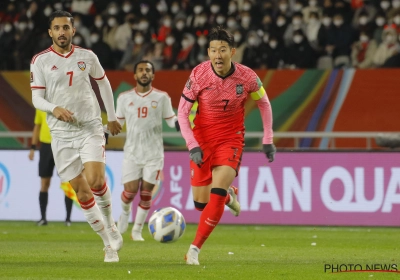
left=1, top=0, right=400, bottom=71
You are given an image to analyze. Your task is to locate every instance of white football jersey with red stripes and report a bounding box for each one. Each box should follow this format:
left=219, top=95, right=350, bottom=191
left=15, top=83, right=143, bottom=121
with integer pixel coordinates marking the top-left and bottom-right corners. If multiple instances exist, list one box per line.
left=116, top=87, right=176, bottom=163
left=30, top=45, right=105, bottom=140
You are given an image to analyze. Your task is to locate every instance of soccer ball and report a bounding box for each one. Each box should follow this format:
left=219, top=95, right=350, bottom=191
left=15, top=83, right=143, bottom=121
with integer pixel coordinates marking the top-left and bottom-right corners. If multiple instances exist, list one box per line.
left=148, top=207, right=186, bottom=243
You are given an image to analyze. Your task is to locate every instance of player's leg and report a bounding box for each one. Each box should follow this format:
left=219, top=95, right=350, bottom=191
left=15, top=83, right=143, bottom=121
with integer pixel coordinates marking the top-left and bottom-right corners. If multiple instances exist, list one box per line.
left=221, top=144, right=243, bottom=217
left=117, top=159, right=141, bottom=234
left=81, top=134, right=123, bottom=251
left=187, top=166, right=236, bottom=264
left=131, top=163, right=161, bottom=241
left=70, top=173, right=118, bottom=262
left=37, top=142, right=54, bottom=226
left=52, top=138, right=118, bottom=262
left=185, top=146, right=212, bottom=265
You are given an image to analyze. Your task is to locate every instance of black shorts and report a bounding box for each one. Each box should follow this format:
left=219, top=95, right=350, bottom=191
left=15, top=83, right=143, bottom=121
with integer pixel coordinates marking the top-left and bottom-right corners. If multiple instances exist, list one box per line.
left=38, top=142, right=55, bottom=178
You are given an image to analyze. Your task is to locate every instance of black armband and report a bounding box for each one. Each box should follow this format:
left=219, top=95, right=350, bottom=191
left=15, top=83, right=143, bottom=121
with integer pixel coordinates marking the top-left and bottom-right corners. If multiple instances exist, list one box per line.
left=31, top=144, right=36, bottom=150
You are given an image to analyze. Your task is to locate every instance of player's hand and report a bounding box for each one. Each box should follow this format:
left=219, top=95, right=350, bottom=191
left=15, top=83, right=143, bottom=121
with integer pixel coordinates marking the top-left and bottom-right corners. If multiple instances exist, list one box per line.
left=53, top=107, right=74, bottom=123
left=175, top=120, right=180, bottom=132
left=189, top=147, right=203, bottom=166
left=263, top=144, right=276, bottom=162
left=107, top=121, right=122, bottom=136
left=28, top=149, right=34, bottom=161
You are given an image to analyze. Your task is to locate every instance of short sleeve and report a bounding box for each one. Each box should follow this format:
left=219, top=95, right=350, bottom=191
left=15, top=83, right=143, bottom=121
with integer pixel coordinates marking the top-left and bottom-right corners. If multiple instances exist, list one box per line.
left=182, top=69, right=200, bottom=102
left=115, top=95, right=125, bottom=119
left=30, top=59, right=46, bottom=89
left=162, top=94, right=175, bottom=119
left=89, top=52, right=106, bottom=80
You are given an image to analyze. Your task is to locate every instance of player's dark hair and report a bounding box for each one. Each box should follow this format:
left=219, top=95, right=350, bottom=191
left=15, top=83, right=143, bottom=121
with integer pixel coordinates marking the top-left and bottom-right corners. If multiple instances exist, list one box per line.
left=48, top=11, right=74, bottom=28
left=134, top=60, right=155, bottom=74
left=208, top=26, right=234, bottom=48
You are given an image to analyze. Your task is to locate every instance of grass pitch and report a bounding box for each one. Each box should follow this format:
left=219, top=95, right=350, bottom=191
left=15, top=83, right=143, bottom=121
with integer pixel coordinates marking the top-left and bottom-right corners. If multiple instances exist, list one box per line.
left=0, top=221, right=399, bottom=280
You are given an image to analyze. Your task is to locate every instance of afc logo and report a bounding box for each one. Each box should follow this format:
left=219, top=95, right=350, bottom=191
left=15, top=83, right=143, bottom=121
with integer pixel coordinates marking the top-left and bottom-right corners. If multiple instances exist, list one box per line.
left=0, top=162, right=10, bottom=204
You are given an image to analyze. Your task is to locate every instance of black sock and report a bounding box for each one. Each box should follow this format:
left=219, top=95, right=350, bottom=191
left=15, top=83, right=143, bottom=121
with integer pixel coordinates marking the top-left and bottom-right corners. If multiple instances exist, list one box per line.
left=39, top=192, right=48, bottom=220
left=65, top=196, right=73, bottom=221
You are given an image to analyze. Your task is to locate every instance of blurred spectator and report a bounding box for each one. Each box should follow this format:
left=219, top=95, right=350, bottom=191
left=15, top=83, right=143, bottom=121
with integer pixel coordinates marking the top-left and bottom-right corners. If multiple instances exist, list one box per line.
left=119, top=31, right=149, bottom=71
left=284, top=12, right=307, bottom=46
left=286, top=29, right=317, bottom=68
left=373, top=12, right=387, bottom=44
left=353, top=11, right=376, bottom=34
left=242, top=31, right=262, bottom=68
left=114, top=13, right=135, bottom=56
left=174, top=33, right=195, bottom=69
left=72, top=32, right=87, bottom=49
left=90, top=31, right=114, bottom=70
left=172, top=17, right=190, bottom=43
left=143, top=42, right=164, bottom=71
left=162, top=34, right=180, bottom=69
left=275, top=0, right=292, bottom=19
left=302, top=0, right=324, bottom=22
left=208, top=3, right=221, bottom=26
left=0, top=21, right=16, bottom=70
left=1, top=2, right=20, bottom=24
left=352, top=0, right=377, bottom=29
left=260, top=35, right=287, bottom=68
left=14, top=17, right=35, bottom=70
left=92, top=14, right=104, bottom=34
left=189, top=34, right=208, bottom=67
left=373, top=25, right=399, bottom=66
left=226, top=0, right=240, bottom=19
left=120, top=0, right=134, bottom=16
left=379, top=0, right=391, bottom=16
left=239, top=11, right=254, bottom=38
left=226, top=15, right=239, bottom=32
left=73, top=14, right=91, bottom=47
left=71, top=0, right=94, bottom=17
left=157, top=15, right=173, bottom=42
left=306, top=12, right=322, bottom=50
left=390, top=10, right=400, bottom=32
left=326, top=13, right=357, bottom=59
left=231, top=29, right=246, bottom=63
left=169, top=1, right=186, bottom=20
left=333, top=0, right=354, bottom=24
left=136, top=18, right=154, bottom=42
left=351, top=31, right=378, bottom=68
left=274, top=13, right=290, bottom=44
left=102, top=16, right=119, bottom=50
left=387, top=0, right=400, bottom=19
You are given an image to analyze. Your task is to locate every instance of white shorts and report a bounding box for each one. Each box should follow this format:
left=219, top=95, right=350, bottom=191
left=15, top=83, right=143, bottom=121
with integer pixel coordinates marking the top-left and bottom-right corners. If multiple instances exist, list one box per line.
left=52, top=134, right=106, bottom=182
left=122, top=158, right=163, bottom=185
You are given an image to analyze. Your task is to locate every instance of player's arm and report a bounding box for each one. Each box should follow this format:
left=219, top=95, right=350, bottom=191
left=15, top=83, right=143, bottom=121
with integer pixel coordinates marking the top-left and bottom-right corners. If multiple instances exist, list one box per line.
left=30, top=60, right=74, bottom=122
left=251, top=78, right=276, bottom=162
left=178, top=75, right=200, bottom=150
left=162, top=95, right=179, bottom=131
left=178, top=74, right=203, bottom=165
left=90, top=53, right=121, bottom=136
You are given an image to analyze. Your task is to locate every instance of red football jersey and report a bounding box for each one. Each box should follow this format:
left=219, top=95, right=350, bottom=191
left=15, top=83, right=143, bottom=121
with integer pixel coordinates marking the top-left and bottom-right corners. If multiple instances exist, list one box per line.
left=181, top=61, right=260, bottom=144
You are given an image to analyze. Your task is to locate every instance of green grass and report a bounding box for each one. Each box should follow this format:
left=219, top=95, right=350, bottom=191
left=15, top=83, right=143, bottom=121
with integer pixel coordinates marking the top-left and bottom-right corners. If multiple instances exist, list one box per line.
left=0, top=222, right=399, bottom=279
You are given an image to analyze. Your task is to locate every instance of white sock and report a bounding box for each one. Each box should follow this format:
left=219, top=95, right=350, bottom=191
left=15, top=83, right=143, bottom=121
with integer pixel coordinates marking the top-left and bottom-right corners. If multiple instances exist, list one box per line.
left=81, top=201, right=109, bottom=246
left=132, top=206, right=149, bottom=233
left=93, top=184, right=114, bottom=227
left=121, top=200, right=131, bottom=214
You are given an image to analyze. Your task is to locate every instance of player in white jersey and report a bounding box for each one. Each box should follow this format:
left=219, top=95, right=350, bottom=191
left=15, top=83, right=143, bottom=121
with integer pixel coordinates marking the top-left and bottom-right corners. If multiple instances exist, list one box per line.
left=30, top=11, right=123, bottom=262
left=115, top=60, right=180, bottom=241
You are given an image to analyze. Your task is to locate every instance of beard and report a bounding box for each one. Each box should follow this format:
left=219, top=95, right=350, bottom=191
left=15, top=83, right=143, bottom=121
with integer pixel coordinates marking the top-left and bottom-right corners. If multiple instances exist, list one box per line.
left=137, top=79, right=152, bottom=87
left=54, top=37, right=71, bottom=49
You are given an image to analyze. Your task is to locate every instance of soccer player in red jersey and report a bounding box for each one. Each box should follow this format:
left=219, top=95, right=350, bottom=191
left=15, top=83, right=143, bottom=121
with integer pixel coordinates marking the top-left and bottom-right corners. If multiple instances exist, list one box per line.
left=178, top=26, right=276, bottom=265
